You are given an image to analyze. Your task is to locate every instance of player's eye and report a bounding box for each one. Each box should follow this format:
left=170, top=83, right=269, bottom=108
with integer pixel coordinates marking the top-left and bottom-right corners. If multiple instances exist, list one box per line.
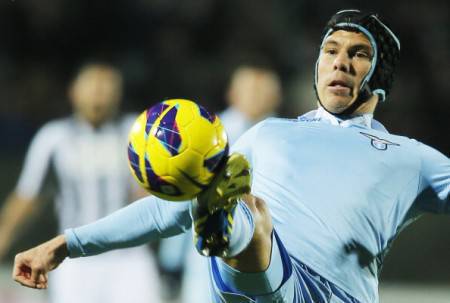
left=355, top=51, right=370, bottom=59
left=349, top=47, right=372, bottom=60
left=324, top=48, right=337, bottom=55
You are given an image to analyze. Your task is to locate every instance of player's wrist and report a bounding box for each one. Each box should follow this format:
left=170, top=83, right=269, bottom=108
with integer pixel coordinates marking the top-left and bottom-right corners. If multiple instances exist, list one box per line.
left=43, top=235, right=68, bottom=268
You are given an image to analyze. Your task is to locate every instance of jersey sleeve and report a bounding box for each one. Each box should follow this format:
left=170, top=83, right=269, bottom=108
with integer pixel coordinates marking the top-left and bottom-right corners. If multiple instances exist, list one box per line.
left=415, top=142, right=450, bottom=213
left=15, top=123, right=62, bottom=200
left=65, top=196, right=192, bottom=258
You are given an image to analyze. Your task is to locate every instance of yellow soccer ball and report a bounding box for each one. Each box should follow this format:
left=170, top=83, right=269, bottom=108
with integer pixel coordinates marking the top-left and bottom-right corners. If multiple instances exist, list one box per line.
left=127, top=99, right=229, bottom=201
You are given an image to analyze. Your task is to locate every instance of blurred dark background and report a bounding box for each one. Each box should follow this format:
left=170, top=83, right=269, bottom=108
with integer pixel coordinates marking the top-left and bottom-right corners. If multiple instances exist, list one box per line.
left=0, top=0, right=448, bottom=283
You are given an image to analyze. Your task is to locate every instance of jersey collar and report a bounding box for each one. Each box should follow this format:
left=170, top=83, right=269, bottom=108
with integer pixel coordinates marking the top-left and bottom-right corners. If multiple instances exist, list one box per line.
left=298, top=107, right=388, bottom=132
left=316, top=106, right=373, bottom=128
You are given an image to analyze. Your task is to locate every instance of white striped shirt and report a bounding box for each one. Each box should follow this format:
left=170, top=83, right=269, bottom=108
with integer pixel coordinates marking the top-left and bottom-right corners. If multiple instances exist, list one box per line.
left=16, top=114, right=136, bottom=231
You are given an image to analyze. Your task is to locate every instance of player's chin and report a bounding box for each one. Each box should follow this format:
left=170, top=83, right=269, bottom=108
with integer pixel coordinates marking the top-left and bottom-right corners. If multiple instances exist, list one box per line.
left=322, top=96, right=353, bottom=114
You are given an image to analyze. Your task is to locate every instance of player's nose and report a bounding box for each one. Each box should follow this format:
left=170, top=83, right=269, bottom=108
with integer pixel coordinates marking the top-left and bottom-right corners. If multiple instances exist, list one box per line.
left=333, top=51, right=350, bottom=73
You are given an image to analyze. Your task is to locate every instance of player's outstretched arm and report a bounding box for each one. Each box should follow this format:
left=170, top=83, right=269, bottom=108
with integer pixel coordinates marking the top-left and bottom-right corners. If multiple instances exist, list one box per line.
left=65, top=196, right=191, bottom=258
left=0, top=193, right=39, bottom=261
left=13, top=235, right=68, bottom=289
left=13, top=196, right=191, bottom=290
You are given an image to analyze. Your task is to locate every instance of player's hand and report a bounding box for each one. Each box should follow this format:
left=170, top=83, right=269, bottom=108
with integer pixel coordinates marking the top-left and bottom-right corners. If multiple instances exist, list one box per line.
left=12, top=235, right=68, bottom=289
left=197, top=152, right=251, bottom=214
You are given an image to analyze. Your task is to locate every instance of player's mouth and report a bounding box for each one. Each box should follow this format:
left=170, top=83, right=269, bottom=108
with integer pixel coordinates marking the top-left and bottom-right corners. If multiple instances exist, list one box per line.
left=328, top=80, right=353, bottom=96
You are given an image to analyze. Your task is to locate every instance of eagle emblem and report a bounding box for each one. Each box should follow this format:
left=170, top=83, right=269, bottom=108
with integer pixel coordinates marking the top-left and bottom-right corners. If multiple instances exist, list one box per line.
left=360, top=132, right=400, bottom=151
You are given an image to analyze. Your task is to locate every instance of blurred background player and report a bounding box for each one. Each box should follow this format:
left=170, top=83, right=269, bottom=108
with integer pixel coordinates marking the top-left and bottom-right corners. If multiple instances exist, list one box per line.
left=0, top=62, right=161, bottom=303
left=220, top=64, right=282, bottom=142
left=158, top=63, right=282, bottom=303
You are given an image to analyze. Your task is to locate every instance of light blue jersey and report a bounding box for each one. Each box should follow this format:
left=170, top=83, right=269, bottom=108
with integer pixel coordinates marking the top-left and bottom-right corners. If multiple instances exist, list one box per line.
left=65, top=108, right=449, bottom=303
left=230, top=108, right=449, bottom=302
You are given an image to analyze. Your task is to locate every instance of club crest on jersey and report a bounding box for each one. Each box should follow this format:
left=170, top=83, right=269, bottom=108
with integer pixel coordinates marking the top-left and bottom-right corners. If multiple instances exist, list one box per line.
left=360, top=132, right=400, bottom=151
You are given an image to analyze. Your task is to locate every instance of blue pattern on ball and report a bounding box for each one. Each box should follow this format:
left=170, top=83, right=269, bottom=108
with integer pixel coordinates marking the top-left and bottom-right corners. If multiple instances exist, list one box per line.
left=127, top=143, right=144, bottom=183
left=198, top=104, right=216, bottom=123
left=204, top=144, right=229, bottom=172
left=155, top=106, right=182, bottom=156
left=145, top=103, right=170, bottom=136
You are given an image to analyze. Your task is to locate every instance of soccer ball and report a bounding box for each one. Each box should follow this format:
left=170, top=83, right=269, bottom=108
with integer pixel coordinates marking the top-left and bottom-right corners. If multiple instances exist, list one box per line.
left=127, top=99, right=229, bottom=201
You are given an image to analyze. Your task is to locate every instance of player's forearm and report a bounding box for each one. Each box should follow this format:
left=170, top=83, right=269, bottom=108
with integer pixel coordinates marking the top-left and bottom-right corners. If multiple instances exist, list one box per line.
left=65, top=196, right=191, bottom=258
left=0, top=194, right=36, bottom=260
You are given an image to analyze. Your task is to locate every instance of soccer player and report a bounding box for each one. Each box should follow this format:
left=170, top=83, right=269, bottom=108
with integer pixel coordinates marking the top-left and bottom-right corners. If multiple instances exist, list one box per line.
left=12, top=10, right=450, bottom=303
left=0, top=63, right=161, bottom=303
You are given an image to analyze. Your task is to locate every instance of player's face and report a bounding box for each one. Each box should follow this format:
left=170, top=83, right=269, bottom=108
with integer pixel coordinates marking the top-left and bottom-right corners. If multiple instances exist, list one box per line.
left=316, top=30, right=373, bottom=113
left=70, top=65, right=123, bottom=127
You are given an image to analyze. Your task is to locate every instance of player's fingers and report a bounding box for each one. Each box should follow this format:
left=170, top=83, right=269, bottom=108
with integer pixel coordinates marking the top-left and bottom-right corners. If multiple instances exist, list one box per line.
left=12, top=258, right=23, bottom=280
left=40, top=273, right=48, bottom=289
left=13, top=260, right=32, bottom=282
left=29, top=266, right=44, bottom=287
left=15, top=276, right=39, bottom=289
left=31, top=272, right=48, bottom=290
left=12, top=255, right=36, bottom=288
left=12, top=264, right=40, bottom=289
left=38, top=272, right=48, bottom=283
left=35, top=279, right=48, bottom=290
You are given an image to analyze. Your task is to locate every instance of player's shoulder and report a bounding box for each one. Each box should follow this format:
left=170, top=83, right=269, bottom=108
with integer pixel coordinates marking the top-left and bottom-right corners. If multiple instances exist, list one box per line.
left=244, top=117, right=297, bottom=137
left=36, top=117, right=74, bottom=137
left=400, top=136, right=448, bottom=160
left=377, top=130, right=422, bottom=148
left=241, top=117, right=309, bottom=144
left=27, top=117, right=75, bottom=151
left=374, top=129, right=446, bottom=161
left=389, top=134, right=449, bottom=172
left=257, top=117, right=299, bottom=128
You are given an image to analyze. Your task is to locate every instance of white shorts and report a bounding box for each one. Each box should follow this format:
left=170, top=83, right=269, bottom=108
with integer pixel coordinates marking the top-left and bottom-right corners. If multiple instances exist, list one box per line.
left=49, top=246, right=161, bottom=303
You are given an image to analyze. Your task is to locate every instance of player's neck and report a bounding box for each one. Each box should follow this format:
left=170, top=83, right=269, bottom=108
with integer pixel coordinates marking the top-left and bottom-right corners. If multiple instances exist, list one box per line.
left=350, top=94, right=378, bottom=116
